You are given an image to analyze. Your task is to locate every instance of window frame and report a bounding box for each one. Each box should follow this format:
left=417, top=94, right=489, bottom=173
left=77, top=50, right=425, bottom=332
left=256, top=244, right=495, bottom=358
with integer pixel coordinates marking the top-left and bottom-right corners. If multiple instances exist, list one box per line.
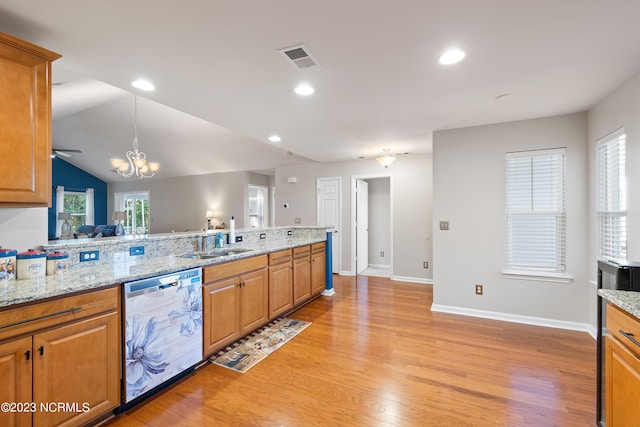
left=596, top=128, right=627, bottom=261
left=503, top=147, right=571, bottom=283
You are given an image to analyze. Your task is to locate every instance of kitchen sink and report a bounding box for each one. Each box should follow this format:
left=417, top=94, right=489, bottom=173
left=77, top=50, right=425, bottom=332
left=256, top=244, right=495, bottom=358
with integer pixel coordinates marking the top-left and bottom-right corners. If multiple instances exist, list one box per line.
left=180, top=248, right=252, bottom=259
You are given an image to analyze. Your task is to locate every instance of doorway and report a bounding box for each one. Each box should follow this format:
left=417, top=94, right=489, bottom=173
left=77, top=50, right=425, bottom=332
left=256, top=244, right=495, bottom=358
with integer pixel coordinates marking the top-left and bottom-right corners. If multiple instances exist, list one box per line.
left=351, top=175, right=391, bottom=278
left=317, top=177, right=342, bottom=274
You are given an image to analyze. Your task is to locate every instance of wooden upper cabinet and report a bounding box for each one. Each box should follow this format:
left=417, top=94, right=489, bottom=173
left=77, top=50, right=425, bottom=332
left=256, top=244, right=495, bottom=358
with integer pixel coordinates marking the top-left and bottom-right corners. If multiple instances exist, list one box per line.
left=0, top=32, right=60, bottom=207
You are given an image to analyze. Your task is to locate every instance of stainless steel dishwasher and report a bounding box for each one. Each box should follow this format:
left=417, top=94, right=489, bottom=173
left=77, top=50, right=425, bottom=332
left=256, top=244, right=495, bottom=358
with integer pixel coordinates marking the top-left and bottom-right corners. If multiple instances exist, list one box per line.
left=122, top=267, right=203, bottom=406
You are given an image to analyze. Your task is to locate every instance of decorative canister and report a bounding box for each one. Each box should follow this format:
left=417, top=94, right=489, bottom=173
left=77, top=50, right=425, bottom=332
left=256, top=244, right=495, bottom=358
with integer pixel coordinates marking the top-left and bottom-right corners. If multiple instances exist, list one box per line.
left=46, top=251, right=68, bottom=275
left=0, top=248, right=17, bottom=280
left=16, top=249, right=46, bottom=280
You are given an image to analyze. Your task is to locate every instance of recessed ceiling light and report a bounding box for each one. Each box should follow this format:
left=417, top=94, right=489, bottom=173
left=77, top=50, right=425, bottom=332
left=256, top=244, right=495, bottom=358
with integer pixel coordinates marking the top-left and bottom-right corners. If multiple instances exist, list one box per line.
left=268, top=135, right=282, bottom=143
left=294, top=84, right=314, bottom=96
left=131, top=79, right=156, bottom=91
left=438, top=49, right=466, bottom=65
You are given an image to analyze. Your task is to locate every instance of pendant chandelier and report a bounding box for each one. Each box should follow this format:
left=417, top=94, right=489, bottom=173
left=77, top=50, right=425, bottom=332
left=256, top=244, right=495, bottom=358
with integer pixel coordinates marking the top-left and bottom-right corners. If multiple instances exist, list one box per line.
left=111, top=95, right=159, bottom=179
left=376, top=148, right=396, bottom=168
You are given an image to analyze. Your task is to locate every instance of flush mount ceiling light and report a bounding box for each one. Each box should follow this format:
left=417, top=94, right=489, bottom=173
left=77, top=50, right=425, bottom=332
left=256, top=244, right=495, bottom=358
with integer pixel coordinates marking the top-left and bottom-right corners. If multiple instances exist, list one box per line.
left=268, top=135, right=282, bottom=143
left=438, top=49, right=466, bottom=65
left=376, top=149, right=397, bottom=168
left=110, top=95, right=159, bottom=179
left=294, top=84, right=314, bottom=95
left=131, top=79, right=156, bottom=91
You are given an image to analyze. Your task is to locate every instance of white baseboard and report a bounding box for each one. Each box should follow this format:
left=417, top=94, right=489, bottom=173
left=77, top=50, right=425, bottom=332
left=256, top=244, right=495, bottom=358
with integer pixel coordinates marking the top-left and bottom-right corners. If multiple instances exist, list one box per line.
left=392, top=275, right=433, bottom=285
left=368, top=263, right=391, bottom=269
left=430, top=304, right=594, bottom=336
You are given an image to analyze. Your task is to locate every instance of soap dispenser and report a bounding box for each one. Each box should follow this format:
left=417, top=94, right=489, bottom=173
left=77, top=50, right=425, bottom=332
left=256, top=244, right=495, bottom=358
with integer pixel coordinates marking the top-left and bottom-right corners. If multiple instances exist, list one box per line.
left=215, top=232, right=224, bottom=248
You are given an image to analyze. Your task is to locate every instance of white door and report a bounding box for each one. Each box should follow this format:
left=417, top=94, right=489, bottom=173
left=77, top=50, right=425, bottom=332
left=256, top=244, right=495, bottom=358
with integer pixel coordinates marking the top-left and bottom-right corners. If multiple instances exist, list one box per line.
left=317, top=177, right=341, bottom=274
left=356, top=179, right=369, bottom=273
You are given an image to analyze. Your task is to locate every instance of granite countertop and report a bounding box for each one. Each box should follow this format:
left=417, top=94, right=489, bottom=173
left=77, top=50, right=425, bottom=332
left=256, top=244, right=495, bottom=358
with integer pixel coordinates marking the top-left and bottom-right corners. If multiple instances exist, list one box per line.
left=598, top=289, right=640, bottom=319
left=0, top=236, right=325, bottom=309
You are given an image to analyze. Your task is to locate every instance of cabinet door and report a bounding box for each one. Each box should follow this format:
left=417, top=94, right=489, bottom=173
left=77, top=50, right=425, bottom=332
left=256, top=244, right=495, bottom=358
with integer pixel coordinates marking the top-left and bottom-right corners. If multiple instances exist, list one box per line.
left=33, top=311, right=120, bottom=427
left=311, top=251, right=326, bottom=295
left=605, top=335, right=640, bottom=426
left=0, top=34, right=60, bottom=206
left=0, top=336, right=32, bottom=427
left=240, top=269, right=269, bottom=335
left=293, top=256, right=311, bottom=305
left=203, top=277, right=240, bottom=356
left=268, top=262, right=293, bottom=319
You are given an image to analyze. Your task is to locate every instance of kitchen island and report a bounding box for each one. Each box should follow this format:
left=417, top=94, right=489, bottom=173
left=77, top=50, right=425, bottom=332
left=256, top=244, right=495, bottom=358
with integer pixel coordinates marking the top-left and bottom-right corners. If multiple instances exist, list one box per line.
left=1, top=226, right=329, bottom=308
left=0, top=226, right=329, bottom=427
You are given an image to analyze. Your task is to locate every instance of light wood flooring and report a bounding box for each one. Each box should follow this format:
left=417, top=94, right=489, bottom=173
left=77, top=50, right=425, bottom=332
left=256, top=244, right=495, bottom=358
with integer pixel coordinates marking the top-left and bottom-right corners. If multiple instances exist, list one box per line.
left=106, top=275, right=596, bottom=426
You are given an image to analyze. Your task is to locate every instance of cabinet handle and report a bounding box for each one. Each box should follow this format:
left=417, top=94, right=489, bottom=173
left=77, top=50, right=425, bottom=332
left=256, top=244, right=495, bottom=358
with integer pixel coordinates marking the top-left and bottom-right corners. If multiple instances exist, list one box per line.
left=619, top=330, right=640, bottom=348
left=0, top=306, right=82, bottom=330
left=38, top=345, right=44, bottom=356
left=25, top=349, right=31, bottom=360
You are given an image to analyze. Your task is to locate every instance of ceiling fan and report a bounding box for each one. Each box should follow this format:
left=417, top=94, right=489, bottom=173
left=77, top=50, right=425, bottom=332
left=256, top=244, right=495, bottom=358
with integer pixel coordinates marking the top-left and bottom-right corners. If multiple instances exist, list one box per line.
left=51, top=148, right=82, bottom=158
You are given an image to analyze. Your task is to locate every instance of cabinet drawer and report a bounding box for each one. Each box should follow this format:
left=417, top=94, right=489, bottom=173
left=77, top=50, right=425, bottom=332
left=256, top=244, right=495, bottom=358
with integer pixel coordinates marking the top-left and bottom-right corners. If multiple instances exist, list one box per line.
left=269, top=249, right=292, bottom=265
left=203, top=254, right=267, bottom=283
left=607, top=303, right=640, bottom=358
left=312, top=242, right=325, bottom=254
left=0, top=286, right=120, bottom=342
left=293, top=245, right=311, bottom=259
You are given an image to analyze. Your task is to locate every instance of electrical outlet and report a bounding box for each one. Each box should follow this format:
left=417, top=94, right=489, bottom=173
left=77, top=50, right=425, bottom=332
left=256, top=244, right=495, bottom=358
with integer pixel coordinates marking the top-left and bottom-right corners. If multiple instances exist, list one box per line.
left=380, top=251, right=384, bottom=257
left=80, top=250, right=99, bottom=262
left=475, top=284, right=483, bottom=295
left=235, top=235, right=243, bottom=243
left=129, top=246, right=145, bottom=256
left=423, top=261, right=429, bottom=269
left=260, top=233, right=266, bottom=239
left=294, top=218, right=301, bottom=224
left=287, top=230, right=293, bottom=236
left=440, top=221, right=450, bottom=231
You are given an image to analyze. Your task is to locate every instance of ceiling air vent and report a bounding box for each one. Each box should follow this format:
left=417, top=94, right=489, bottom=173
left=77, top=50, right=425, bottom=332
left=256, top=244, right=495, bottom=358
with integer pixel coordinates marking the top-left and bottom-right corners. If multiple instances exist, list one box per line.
left=278, top=44, right=318, bottom=69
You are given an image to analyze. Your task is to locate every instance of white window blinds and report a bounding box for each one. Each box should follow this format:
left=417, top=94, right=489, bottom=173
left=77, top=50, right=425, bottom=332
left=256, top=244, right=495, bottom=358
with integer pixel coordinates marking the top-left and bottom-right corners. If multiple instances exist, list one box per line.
left=506, top=148, right=566, bottom=272
left=596, top=129, right=626, bottom=261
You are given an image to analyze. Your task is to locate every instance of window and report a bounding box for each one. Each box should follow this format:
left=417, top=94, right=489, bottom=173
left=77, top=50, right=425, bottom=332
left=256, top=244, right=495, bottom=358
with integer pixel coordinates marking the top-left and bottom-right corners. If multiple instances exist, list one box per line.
left=115, top=191, right=150, bottom=235
left=63, top=192, right=87, bottom=232
left=55, top=186, right=95, bottom=237
left=247, top=185, right=268, bottom=228
left=506, top=148, right=566, bottom=273
left=596, top=129, right=626, bottom=260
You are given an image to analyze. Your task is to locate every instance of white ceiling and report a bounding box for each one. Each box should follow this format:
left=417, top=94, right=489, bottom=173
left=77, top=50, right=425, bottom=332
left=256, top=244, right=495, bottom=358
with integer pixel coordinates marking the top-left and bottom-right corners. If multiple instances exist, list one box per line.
left=2, top=1, right=640, bottom=182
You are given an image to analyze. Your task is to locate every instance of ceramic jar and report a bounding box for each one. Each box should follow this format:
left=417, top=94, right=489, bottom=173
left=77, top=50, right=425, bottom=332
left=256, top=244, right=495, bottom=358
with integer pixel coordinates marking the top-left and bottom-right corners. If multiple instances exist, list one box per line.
left=46, top=251, right=68, bottom=275
left=16, top=249, right=46, bottom=279
left=0, top=248, right=17, bottom=280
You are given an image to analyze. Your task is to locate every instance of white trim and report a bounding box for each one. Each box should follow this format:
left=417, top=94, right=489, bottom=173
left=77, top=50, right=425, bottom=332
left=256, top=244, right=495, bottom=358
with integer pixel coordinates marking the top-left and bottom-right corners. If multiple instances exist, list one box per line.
left=368, top=263, right=391, bottom=269
left=502, top=269, right=573, bottom=284
left=392, top=275, right=432, bottom=285
left=340, top=269, right=355, bottom=276
left=321, top=288, right=336, bottom=296
left=350, top=173, right=393, bottom=281
left=430, top=304, right=593, bottom=336
left=317, top=176, right=342, bottom=275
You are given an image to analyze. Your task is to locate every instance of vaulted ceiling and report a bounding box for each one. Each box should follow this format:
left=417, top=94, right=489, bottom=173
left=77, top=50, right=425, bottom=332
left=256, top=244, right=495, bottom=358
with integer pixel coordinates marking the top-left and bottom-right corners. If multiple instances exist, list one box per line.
left=2, top=1, right=640, bottom=182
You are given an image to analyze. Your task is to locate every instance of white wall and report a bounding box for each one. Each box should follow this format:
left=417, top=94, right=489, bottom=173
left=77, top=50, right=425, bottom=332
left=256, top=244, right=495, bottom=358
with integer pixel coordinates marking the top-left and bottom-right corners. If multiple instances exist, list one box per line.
left=108, top=171, right=271, bottom=233
left=0, top=208, right=48, bottom=250
left=275, top=154, right=432, bottom=281
left=587, top=70, right=640, bottom=328
left=432, top=113, right=591, bottom=327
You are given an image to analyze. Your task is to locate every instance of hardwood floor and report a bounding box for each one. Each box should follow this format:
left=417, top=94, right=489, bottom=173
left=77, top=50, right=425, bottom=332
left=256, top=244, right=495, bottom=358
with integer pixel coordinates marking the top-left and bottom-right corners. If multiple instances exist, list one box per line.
left=106, top=275, right=596, bottom=426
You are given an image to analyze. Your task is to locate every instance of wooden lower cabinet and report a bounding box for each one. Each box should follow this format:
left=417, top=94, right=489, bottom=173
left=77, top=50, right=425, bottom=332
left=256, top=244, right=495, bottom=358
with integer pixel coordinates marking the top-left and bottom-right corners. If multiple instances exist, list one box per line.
left=0, top=287, right=120, bottom=427
left=203, top=256, right=269, bottom=357
left=0, top=337, right=32, bottom=427
left=293, top=255, right=311, bottom=305
left=268, top=250, right=293, bottom=319
left=605, top=335, right=640, bottom=426
left=311, top=243, right=326, bottom=295
left=605, top=303, right=640, bottom=427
